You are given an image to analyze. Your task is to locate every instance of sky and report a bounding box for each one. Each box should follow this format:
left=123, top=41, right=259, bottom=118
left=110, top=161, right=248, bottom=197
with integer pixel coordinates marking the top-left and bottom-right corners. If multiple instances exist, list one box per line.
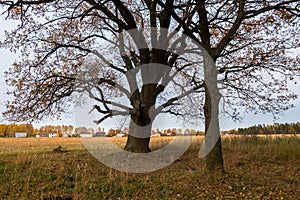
left=0, top=13, right=299, bottom=131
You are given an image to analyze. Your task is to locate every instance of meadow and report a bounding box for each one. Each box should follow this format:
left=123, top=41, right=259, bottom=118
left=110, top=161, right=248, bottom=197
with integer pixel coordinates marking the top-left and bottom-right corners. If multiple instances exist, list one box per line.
left=0, top=135, right=299, bottom=199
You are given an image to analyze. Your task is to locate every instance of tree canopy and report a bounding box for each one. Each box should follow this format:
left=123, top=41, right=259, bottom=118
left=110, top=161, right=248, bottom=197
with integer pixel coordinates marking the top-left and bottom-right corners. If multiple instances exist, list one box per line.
left=1, top=0, right=299, bottom=123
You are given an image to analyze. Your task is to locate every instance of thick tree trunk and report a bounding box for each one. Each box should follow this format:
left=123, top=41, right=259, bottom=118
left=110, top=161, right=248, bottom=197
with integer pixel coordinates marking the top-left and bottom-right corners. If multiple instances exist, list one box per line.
left=124, top=135, right=151, bottom=153
left=124, top=84, right=157, bottom=153
left=124, top=119, right=151, bottom=153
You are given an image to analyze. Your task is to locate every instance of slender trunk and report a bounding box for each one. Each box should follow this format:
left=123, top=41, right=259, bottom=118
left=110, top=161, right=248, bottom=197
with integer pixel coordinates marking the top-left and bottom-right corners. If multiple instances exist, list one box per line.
left=205, top=136, right=224, bottom=171
left=203, top=55, right=224, bottom=172
left=204, top=84, right=224, bottom=172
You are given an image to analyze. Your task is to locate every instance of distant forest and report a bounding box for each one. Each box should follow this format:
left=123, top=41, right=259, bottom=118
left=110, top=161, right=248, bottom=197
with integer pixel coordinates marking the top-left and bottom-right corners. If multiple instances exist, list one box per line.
left=0, top=122, right=300, bottom=137
left=0, top=124, right=73, bottom=138
left=225, top=122, right=300, bottom=135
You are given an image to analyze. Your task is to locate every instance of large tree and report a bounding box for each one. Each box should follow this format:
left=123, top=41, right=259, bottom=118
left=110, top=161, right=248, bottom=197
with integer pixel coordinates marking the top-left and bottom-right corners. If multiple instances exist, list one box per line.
left=1, top=0, right=299, bottom=171
left=0, top=0, right=207, bottom=154
left=158, top=0, right=300, bottom=170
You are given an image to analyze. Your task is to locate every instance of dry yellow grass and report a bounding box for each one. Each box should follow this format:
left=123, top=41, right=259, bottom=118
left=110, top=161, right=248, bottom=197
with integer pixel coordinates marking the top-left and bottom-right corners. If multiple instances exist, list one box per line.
left=0, top=135, right=299, bottom=199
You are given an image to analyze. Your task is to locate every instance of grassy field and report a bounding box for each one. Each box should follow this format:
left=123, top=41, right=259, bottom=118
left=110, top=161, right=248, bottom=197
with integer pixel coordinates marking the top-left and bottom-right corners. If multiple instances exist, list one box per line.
left=0, top=135, right=299, bottom=199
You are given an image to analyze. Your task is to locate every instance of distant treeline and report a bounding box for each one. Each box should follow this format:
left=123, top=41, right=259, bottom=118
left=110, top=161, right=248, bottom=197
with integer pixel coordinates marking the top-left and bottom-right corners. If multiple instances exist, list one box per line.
left=0, top=124, right=74, bottom=137
left=226, top=122, right=300, bottom=135
left=1, top=122, right=300, bottom=137
left=0, top=124, right=34, bottom=137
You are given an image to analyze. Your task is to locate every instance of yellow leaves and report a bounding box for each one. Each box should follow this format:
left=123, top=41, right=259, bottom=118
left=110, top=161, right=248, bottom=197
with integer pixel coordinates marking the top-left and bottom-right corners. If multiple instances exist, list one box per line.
left=60, top=56, right=67, bottom=62
left=37, top=82, right=47, bottom=90
left=12, top=62, right=19, bottom=67
left=37, top=55, right=42, bottom=60
left=15, top=7, right=21, bottom=12
left=211, top=28, right=220, bottom=37
left=279, top=10, right=294, bottom=20
left=265, top=15, right=275, bottom=23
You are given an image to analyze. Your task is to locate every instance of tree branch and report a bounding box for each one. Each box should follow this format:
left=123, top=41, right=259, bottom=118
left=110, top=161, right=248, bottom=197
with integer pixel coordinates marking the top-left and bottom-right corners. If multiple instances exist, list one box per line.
left=213, top=0, right=246, bottom=59
left=156, top=82, right=204, bottom=113
left=94, top=110, right=128, bottom=124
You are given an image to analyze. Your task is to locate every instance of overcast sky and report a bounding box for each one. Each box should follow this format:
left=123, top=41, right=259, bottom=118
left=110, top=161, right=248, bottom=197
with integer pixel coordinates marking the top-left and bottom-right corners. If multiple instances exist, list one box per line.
left=1, top=14, right=299, bottom=131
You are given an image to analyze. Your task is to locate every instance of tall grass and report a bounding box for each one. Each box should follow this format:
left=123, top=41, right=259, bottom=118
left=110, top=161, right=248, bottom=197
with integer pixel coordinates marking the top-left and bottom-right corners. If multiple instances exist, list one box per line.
left=222, top=135, right=300, bottom=162
left=0, top=135, right=299, bottom=199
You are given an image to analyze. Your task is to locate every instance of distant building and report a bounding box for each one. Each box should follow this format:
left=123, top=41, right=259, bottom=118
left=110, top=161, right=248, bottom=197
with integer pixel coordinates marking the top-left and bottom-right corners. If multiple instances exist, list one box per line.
left=222, top=131, right=233, bottom=136
left=49, top=132, right=57, bottom=138
left=115, top=133, right=125, bottom=137
left=94, top=132, right=106, bottom=137
left=15, top=132, right=27, bottom=138
left=151, top=133, right=161, bottom=137
left=80, top=132, right=93, bottom=138
left=63, top=133, right=70, bottom=137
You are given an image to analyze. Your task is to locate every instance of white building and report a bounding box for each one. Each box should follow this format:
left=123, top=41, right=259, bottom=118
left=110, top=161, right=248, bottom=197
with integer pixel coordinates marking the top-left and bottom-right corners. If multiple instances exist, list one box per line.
left=49, top=132, right=57, bottom=138
left=15, top=132, right=27, bottom=138
left=63, top=133, right=70, bottom=137
left=80, top=132, right=93, bottom=138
